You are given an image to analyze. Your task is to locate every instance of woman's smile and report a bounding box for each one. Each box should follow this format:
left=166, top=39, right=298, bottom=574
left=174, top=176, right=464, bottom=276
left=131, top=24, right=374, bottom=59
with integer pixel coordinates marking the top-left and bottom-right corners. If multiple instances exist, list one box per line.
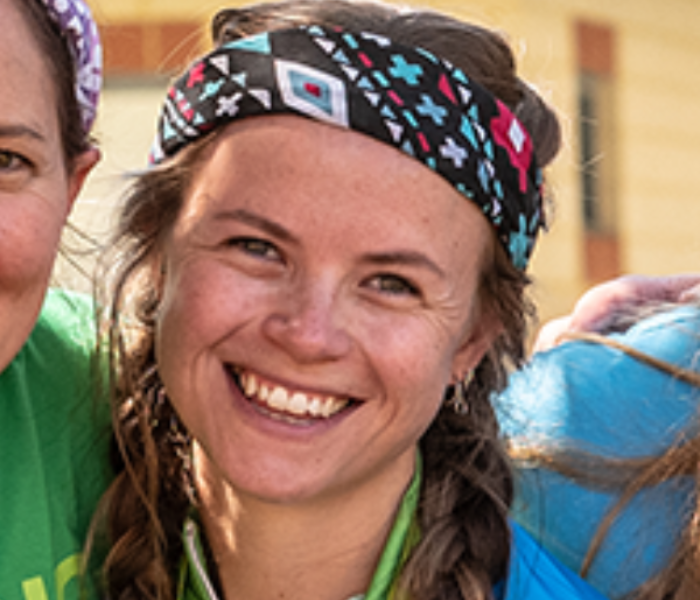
left=228, top=365, right=356, bottom=423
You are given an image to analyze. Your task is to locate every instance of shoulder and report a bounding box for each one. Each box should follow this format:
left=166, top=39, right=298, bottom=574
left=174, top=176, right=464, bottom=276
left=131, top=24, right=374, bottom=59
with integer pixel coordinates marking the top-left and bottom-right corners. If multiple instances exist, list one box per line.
left=498, top=522, right=608, bottom=600
left=34, top=288, right=96, bottom=351
left=498, top=304, right=700, bottom=455
left=498, top=305, right=700, bottom=597
left=2, top=287, right=101, bottom=420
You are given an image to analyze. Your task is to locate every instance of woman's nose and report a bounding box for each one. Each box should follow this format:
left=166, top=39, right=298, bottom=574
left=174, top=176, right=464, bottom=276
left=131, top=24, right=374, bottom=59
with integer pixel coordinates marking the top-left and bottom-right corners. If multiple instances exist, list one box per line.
left=261, top=283, right=352, bottom=364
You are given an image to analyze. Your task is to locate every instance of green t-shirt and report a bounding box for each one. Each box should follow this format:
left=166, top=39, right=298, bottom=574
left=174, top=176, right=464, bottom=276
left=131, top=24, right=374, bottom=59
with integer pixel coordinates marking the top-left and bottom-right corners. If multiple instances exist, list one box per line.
left=0, top=289, right=111, bottom=600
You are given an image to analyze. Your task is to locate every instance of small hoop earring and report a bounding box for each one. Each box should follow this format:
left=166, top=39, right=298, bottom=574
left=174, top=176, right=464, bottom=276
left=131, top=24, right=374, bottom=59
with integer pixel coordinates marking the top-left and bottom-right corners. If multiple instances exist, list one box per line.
left=449, top=371, right=473, bottom=415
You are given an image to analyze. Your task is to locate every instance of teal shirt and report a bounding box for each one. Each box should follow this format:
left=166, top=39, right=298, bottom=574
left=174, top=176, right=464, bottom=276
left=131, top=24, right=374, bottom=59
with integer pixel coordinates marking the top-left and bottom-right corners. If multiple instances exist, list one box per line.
left=0, top=289, right=112, bottom=600
left=176, top=464, right=607, bottom=600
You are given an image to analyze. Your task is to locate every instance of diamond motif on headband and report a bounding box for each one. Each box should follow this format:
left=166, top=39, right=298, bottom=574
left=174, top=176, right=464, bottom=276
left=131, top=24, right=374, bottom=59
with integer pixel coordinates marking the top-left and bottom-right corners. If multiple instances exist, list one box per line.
left=509, top=119, right=526, bottom=153
left=275, top=60, right=349, bottom=127
left=491, top=101, right=534, bottom=193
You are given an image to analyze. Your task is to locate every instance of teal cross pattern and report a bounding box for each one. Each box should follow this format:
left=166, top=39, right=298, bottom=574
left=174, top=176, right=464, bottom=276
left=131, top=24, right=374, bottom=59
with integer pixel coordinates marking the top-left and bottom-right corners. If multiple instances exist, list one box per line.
left=416, top=94, right=447, bottom=126
left=388, top=55, right=423, bottom=85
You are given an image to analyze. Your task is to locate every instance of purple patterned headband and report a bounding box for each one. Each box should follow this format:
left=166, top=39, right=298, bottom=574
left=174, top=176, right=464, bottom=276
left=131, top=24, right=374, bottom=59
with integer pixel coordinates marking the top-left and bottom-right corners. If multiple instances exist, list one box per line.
left=151, top=26, right=544, bottom=269
left=40, top=0, right=102, bottom=133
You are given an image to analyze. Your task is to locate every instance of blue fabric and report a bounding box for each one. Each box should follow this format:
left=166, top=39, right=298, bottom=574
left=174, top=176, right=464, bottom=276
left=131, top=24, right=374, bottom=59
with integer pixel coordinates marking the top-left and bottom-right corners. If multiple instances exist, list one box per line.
left=498, top=305, right=700, bottom=598
left=499, top=523, right=608, bottom=600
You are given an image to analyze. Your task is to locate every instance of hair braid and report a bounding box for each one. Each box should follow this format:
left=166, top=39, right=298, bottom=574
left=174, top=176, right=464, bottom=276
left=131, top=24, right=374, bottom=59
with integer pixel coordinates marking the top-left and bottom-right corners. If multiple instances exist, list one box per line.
left=94, top=141, right=211, bottom=599
left=400, top=248, right=532, bottom=599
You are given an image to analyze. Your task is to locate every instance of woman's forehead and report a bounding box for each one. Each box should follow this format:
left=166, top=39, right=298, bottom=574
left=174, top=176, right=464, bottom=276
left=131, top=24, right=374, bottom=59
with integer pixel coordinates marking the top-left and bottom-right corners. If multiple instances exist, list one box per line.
left=179, top=116, right=492, bottom=267
left=0, top=2, right=59, bottom=144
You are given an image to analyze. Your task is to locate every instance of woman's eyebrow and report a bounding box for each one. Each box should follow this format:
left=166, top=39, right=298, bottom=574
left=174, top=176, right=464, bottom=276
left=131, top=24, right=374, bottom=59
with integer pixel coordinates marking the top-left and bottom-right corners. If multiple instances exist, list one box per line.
left=212, top=208, right=297, bottom=243
left=361, top=250, right=446, bottom=278
left=0, top=123, right=46, bottom=142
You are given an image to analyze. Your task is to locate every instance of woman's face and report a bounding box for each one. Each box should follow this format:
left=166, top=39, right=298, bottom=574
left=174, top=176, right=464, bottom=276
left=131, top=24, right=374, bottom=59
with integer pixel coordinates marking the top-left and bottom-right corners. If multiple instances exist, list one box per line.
left=0, top=0, right=97, bottom=371
left=157, top=115, right=496, bottom=505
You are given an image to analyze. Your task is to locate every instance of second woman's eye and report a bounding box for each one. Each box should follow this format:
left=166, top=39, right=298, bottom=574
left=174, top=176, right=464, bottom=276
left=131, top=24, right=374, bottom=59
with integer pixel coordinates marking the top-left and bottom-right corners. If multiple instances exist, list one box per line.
left=228, top=237, right=281, bottom=261
left=0, top=150, right=30, bottom=172
left=367, top=273, right=420, bottom=297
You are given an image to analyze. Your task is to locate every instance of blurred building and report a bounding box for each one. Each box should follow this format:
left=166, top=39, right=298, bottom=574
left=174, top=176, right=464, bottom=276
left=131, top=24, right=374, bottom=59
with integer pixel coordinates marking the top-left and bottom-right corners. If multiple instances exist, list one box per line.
left=62, top=0, right=700, bottom=324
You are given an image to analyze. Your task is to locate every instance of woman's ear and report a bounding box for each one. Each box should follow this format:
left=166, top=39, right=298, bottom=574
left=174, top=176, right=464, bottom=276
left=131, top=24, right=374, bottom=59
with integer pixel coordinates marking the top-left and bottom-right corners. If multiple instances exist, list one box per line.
left=66, top=146, right=101, bottom=215
left=450, top=304, right=502, bottom=379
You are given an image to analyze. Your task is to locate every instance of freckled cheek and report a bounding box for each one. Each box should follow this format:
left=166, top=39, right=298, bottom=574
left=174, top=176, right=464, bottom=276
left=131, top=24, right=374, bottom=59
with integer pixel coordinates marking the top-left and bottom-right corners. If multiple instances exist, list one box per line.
left=357, top=317, right=453, bottom=409
left=156, top=260, right=279, bottom=363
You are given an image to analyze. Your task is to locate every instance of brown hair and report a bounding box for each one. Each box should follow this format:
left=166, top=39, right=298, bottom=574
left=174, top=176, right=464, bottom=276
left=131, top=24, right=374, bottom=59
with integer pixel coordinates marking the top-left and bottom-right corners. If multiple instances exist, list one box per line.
left=13, top=0, right=92, bottom=169
left=96, top=2, right=561, bottom=598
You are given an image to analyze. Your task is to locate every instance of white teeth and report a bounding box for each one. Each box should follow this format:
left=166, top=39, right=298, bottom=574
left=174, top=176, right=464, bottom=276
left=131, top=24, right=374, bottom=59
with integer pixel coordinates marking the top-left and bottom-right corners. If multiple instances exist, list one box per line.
left=323, top=397, right=344, bottom=417
left=268, top=386, right=289, bottom=411
left=238, top=371, right=349, bottom=419
left=289, top=392, right=309, bottom=416
left=244, top=373, right=258, bottom=397
left=308, top=396, right=322, bottom=416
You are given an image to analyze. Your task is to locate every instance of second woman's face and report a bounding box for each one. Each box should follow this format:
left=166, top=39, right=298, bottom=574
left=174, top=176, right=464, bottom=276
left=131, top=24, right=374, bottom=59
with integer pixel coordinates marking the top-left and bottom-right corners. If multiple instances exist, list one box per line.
left=157, top=115, right=495, bottom=506
left=0, top=0, right=97, bottom=372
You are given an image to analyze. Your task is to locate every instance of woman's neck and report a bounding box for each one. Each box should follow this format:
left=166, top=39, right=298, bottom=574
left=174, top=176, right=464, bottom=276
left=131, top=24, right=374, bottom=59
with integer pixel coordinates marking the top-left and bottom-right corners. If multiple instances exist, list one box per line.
left=193, top=446, right=416, bottom=600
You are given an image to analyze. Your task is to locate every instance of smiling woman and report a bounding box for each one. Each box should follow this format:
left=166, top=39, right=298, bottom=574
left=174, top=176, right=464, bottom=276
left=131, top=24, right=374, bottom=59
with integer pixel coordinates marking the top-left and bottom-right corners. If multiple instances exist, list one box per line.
left=95, top=2, right=604, bottom=600
left=0, top=0, right=109, bottom=596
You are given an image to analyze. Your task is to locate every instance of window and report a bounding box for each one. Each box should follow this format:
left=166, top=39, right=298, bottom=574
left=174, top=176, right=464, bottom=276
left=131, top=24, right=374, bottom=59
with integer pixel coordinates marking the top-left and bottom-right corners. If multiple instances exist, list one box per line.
left=575, top=21, right=619, bottom=282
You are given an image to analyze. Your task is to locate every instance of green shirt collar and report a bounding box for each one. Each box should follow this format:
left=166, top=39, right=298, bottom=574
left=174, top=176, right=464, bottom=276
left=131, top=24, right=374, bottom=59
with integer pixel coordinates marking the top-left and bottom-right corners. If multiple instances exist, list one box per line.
left=177, top=459, right=422, bottom=600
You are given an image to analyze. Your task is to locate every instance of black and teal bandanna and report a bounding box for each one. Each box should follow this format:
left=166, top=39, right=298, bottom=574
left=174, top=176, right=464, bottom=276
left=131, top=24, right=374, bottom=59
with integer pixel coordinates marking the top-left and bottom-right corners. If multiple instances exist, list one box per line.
left=150, top=25, right=544, bottom=269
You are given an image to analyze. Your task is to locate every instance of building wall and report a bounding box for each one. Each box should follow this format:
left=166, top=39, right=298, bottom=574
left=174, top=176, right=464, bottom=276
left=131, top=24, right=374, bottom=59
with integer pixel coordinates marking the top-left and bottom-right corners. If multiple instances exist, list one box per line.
left=59, top=0, right=700, bottom=326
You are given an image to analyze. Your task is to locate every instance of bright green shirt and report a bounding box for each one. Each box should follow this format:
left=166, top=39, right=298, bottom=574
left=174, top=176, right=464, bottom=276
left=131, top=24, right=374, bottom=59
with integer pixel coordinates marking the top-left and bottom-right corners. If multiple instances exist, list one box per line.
left=0, top=289, right=111, bottom=600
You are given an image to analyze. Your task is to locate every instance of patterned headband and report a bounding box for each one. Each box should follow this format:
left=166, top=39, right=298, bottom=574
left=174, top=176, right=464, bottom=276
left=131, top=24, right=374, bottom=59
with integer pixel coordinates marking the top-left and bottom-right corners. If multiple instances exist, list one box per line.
left=151, top=26, right=544, bottom=269
left=40, top=0, right=102, bottom=133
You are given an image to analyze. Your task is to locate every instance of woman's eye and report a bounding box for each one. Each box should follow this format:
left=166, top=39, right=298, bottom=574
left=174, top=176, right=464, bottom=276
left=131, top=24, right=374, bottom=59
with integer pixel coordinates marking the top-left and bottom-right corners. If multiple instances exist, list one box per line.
left=229, top=237, right=280, bottom=261
left=367, top=274, right=420, bottom=297
left=0, top=150, right=29, bottom=172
